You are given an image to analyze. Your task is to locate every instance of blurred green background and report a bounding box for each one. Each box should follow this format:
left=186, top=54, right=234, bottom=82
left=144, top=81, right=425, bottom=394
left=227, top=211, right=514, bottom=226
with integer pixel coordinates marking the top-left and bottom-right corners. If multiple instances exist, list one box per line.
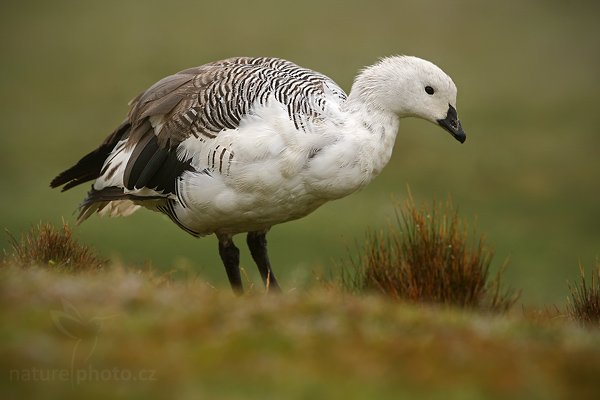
left=1, top=0, right=598, bottom=304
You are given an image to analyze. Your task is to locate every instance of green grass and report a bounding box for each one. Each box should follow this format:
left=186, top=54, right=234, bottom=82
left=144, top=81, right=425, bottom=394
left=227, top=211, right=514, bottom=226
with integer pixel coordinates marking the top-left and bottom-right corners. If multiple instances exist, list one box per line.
left=2, top=264, right=600, bottom=400
left=1, top=224, right=599, bottom=399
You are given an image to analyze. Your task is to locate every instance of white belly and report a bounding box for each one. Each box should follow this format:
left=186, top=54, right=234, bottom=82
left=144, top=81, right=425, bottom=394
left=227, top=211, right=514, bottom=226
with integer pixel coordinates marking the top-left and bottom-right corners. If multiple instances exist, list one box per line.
left=173, top=166, right=330, bottom=236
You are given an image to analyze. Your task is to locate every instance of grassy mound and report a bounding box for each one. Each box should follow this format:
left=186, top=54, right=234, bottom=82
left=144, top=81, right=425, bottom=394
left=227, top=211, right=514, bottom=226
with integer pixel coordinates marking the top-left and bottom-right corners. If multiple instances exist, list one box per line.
left=2, top=222, right=600, bottom=398
left=2, top=265, right=600, bottom=399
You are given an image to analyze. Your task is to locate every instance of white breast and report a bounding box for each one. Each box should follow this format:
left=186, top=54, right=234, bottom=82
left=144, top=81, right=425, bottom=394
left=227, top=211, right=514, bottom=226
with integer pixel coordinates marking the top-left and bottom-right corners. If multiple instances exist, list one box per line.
left=169, top=98, right=332, bottom=235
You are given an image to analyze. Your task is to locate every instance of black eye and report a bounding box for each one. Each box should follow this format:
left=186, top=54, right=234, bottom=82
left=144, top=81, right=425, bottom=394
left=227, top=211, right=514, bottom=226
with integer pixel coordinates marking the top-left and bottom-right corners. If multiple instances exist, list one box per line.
left=425, top=86, right=435, bottom=95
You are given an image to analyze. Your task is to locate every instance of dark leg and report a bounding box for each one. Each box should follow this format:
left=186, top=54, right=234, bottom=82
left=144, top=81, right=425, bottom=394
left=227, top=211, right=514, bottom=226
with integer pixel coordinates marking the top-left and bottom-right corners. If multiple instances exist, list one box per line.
left=217, top=235, right=243, bottom=295
left=247, top=231, right=281, bottom=292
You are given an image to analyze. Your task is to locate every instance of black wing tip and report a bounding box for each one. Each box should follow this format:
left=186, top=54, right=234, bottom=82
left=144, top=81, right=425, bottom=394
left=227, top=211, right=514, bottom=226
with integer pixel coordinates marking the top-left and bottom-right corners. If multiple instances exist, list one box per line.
left=49, top=173, right=70, bottom=190
left=49, top=121, right=132, bottom=192
left=50, top=170, right=93, bottom=192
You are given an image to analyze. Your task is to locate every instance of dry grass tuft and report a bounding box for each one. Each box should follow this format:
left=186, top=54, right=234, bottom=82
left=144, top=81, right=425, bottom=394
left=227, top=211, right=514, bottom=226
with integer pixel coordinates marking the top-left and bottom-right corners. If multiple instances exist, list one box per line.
left=345, top=196, right=518, bottom=312
left=566, top=261, right=600, bottom=326
left=2, top=222, right=105, bottom=271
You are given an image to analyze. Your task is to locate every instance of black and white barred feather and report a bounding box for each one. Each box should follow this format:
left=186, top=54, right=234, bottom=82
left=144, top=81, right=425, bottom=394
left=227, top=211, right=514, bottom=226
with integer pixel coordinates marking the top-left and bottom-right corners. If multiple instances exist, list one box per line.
left=128, top=57, right=347, bottom=147
left=51, top=57, right=347, bottom=222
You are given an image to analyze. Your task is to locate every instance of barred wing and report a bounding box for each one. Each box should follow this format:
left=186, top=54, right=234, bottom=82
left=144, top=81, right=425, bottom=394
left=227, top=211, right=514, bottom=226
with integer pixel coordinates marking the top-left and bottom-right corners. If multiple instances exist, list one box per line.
left=122, top=57, right=347, bottom=194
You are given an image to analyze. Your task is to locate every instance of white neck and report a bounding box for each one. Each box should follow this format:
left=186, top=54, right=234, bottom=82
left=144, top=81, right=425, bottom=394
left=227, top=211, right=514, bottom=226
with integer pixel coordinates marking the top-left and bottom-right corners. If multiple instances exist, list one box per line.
left=344, top=98, right=400, bottom=176
left=304, top=91, right=400, bottom=200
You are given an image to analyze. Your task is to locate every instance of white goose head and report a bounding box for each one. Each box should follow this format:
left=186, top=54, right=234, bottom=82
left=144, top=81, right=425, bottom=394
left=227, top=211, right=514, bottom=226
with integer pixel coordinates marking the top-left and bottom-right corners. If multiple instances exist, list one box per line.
left=350, top=55, right=466, bottom=143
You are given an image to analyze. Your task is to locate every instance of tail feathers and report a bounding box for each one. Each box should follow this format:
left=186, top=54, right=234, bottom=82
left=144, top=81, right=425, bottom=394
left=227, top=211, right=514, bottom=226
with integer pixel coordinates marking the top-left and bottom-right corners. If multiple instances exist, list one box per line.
left=77, top=200, right=141, bottom=224
left=77, top=186, right=164, bottom=224
left=50, top=121, right=131, bottom=191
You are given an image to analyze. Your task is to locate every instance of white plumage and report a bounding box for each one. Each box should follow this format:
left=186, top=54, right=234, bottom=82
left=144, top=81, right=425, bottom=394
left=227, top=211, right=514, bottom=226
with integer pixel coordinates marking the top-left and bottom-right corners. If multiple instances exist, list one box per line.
left=51, top=56, right=466, bottom=293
